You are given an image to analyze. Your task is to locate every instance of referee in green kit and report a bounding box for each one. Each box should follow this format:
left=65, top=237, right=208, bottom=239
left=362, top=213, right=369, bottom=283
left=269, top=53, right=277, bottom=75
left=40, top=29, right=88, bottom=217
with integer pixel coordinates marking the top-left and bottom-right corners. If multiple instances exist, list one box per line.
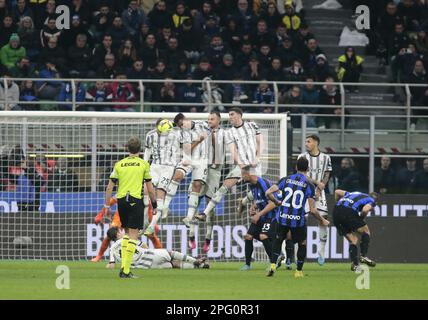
left=105, top=136, right=157, bottom=278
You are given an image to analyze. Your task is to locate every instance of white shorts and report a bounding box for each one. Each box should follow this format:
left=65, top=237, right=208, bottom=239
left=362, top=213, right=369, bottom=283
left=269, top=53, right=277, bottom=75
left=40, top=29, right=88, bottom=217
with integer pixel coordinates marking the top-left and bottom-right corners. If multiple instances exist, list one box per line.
left=201, top=167, right=222, bottom=199
left=150, top=164, right=175, bottom=191
left=176, top=159, right=208, bottom=183
left=226, top=164, right=262, bottom=180
left=150, top=249, right=173, bottom=269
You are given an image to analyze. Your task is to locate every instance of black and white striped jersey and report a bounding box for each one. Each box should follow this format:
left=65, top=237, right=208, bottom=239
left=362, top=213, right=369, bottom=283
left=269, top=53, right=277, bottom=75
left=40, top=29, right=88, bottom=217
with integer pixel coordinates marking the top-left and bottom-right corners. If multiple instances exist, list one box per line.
left=298, top=152, right=332, bottom=183
left=143, top=129, right=180, bottom=166
left=225, top=121, right=261, bottom=165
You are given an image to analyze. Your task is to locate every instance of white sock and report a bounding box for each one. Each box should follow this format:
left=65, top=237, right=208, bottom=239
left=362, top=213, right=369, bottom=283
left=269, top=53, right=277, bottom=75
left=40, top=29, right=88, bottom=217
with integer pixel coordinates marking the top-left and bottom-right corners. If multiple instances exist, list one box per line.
left=318, top=225, right=328, bottom=258
left=204, top=185, right=228, bottom=215
left=189, top=223, right=195, bottom=238
left=149, top=198, right=163, bottom=228
left=171, top=251, right=196, bottom=264
left=143, top=195, right=150, bottom=225
left=181, top=262, right=195, bottom=269
left=205, top=208, right=215, bottom=240
left=186, top=192, right=199, bottom=220
left=164, top=180, right=179, bottom=211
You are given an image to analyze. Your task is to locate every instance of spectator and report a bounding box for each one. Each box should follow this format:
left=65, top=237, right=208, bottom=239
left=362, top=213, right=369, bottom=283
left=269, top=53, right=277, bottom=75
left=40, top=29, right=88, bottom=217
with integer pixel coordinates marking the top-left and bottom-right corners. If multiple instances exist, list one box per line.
left=192, top=56, right=214, bottom=80
left=215, top=53, right=238, bottom=82
left=274, top=35, right=298, bottom=68
left=122, top=0, right=146, bottom=38
left=413, top=158, right=428, bottom=194
left=221, top=16, right=243, bottom=53
left=0, top=73, right=20, bottom=110
left=10, top=56, right=35, bottom=78
left=397, top=0, right=420, bottom=32
left=172, top=1, right=190, bottom=31
left=127, top=58, right=150, bottom=81
left=36, top=0, right=57, bottom=30
left=0, top=33, right=27, bottom=70
left=38, top=36, right=67, bottom=72
left=301, top=77, right=320, bottom=128
left=234, top=41, right=254, bottom=69
left=202, top=15, right=221, bottom=43
left=159, top=77, right=177, bottom=112
left=157, top=26, right=173, bottom=51
left=223, top=72, right=250, bottom=105
left=194, top=1, right=215, bottom=31
left=389, top=22, right=411, bottom=82
left=249, top=19, right=276, bottom=50
left=377, top=1, right=402, bottom=55
left=177, top=74, right=202, bottom=111
left=274, top=24, right=288, bottom=47
left=396, top=158, right=418, bottom=194
left=19, top=80, right=39, bottom=110
left=0, top=15, right=17, bottom=48
left=337, top=47, right=364, bottom=93
left=0, top=0, right=8, bottom=25
left=282, top=2, right=301, bottom=34
left=260, top=2, right=282, bottom=31
left=12, top=0, right=34, bottom=23
left=284, top=59, right=306, bottom=84
left=253, top=80, right=275, bottom=111
left=93, top=4, right=115, bottom=41
left=47, top=158, right=79, bottom=193
left=242, top=53, right=266, bottom=82
left=266, top=57, right=284, bottom=83
left=92, top=34, right=115, bottom=70
left=293, top=22, right=315, bottom=55
left=396, top=43, right=423, bottom=81
left=117, top=39, right=137, bottom=70
left=109, top=73, right=137, bottom=112
left=303, top=37, right=323, bottom=70
left=85, top=81, right=113, bottom=112
left=173, top=59, right=191, bottom=79
left=70, top=0, right=91, bottom=26
left=17, top=16, right=39, bottom=61
left=67, top=33, right=94, bottom=78
left=374, top=156, right=396, bottom=194
left=233, top=0, right=255, bottom=35
left=176, top=17, right=202, bottom=63
left=258, top=43, right=273, bottom=70
left=337, top=158, right=361, bottom=191
left=58, top=81, right=86, bottom=111
left=107, top=16, right=128, bottom=50
left=139, top=33, right=161, bottom=72
left=20, top=156, right=46, bottom=212
left=280, top=85, right=302, bottom=127
left=318, top=76, right=345, bottom=129
left=311, top=53, right=334, bottom=82
left=414, top=27, right=428, bottom=56
left=147, top=0, right=172, bottom=30
left=39, top=16, right=62, bottom=48
left=163, top=36, right=187, bottom=74
left=35, top=60, right=62, bottom=102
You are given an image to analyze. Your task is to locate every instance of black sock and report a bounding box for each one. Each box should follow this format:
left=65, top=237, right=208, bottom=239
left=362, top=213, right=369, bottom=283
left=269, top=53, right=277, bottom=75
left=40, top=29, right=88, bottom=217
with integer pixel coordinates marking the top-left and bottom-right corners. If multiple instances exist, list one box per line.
left=205, top=238, right=211, bottom=245
left=296, top=244, right=306, bottom=271
left=271, top=237, right=283, bottom=264
left=285, top=239, right=294, bottom=263
left=360, top=233, right=370, bottom=257
left=261, top=238, right=272, bottom=260
left=349, top=244, right=359, bottom=265
left=245, top=240, right=253, bottom=266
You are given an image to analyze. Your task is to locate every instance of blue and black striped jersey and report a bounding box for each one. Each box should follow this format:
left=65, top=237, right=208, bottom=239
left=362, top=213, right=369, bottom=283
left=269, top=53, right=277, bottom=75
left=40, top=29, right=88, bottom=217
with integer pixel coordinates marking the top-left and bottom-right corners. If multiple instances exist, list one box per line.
left=249, top=177, right=277, bottom=222
left=276, top=173, right=316, bottom=227
left=336, top=191, right=376, bottom=214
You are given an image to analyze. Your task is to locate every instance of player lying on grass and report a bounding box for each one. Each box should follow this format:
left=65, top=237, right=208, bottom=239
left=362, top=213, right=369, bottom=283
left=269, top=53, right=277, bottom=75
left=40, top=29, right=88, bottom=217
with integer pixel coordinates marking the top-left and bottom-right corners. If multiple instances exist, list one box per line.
left=334, top=189, right=378, bottom=271
left=252, top=157, right=329, bottom=278
left=237, top=169, right=277, bottom=271
left=106, top=227, right=209, bottom=269
left=91, top=196, right=162, bottom=262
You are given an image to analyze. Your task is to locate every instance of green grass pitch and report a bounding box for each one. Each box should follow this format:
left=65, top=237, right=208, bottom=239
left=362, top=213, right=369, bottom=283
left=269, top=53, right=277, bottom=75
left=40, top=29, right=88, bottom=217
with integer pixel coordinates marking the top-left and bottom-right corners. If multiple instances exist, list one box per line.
left=0, top=261, right=427, bottom=300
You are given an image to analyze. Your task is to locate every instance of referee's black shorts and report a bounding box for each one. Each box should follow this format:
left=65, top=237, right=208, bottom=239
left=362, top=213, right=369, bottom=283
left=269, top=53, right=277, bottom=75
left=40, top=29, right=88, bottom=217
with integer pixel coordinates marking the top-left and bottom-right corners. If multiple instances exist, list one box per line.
left=117, top=196, right=144, bottom=229
left=333, top=205, right=367, bottom=236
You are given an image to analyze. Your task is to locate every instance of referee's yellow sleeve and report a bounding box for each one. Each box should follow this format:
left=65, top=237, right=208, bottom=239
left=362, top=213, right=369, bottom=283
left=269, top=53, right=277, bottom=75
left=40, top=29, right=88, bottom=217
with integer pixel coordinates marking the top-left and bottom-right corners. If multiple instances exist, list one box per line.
left=144, top=162, right=152, bottom=180
left=109, top=163, right=119, bottom=180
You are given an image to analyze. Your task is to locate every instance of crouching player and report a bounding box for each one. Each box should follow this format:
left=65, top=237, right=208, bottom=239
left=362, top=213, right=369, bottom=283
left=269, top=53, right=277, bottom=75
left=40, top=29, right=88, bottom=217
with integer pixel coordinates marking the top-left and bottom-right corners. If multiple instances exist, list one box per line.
left=91, top=196, right=162, bottom=262
left=237, top=168, right=277, bottom=271
left=106, top=227, right=209, bottom=269
left=252, top=157, right=329, bottom=278
left=334, top=189, right=378, bottom=271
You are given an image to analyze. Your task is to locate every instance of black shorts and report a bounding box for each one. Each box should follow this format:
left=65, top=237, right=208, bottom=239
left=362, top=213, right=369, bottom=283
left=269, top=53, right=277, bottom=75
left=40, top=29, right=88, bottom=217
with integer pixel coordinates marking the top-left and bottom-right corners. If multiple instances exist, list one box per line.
left=275, top=223, right=307, bottom=244
left=117, top=196, right=144, bottom=229
left=247, top=218, right=276, bottom=240
left=333, top=206, right=367, bottom=236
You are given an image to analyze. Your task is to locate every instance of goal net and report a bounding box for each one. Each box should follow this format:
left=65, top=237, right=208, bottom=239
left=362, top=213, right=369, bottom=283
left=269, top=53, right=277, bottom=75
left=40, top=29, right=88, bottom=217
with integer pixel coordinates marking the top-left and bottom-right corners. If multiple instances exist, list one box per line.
left=0, top=111, right=288, bottom=261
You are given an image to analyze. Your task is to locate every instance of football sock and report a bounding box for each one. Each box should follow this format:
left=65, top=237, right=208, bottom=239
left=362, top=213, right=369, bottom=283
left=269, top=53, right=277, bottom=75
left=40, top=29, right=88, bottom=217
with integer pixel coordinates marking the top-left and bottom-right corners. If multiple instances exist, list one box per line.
left=318, top=225, right=328, bottom=258
left=360, top=233, right=370, bottom=257
left=186, top=192, right=199, bottom=220
left=245, top=239, right=253, bottom=266
left=296, top=244, right=307, bottom=271
left=271, top=237, right=283, bottom=264
left=285, top=239, right=294, bottom=263
left=349, top=244, right=359, bottom=265
left=120, top=235, right=129, bottom=270
left=204, top=185, right=228, bottom=215
left=123, top=239, right=138, bottom=274
left=163, top=180, right=179, bottom=211
left=262, top=238, right=272, bottom=260
left=97, top=237, right=110, bottom=258
left=205, top=209, right=215, bottom=240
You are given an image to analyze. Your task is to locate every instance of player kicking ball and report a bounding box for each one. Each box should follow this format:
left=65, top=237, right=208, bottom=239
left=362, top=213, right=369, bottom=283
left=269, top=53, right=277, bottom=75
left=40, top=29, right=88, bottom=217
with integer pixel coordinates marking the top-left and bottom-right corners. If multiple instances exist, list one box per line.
left=252, top=157, right=329, bottom=278
left=106, top=227, right=209, bottom=270
left=333, top=189, right=378, bottom=271
left=237, top=169, right=277, bottom=271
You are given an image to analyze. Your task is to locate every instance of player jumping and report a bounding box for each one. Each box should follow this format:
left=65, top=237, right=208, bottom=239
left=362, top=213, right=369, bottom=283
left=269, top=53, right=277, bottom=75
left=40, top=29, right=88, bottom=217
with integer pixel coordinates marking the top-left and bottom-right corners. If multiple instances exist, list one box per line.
left=298, top=134, right=332, bottom=265
left=253, top=157, right=329, bottom=278
left=333, top=189, right=378, bottom=271
left=237, top=168, right=277, bottom=271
